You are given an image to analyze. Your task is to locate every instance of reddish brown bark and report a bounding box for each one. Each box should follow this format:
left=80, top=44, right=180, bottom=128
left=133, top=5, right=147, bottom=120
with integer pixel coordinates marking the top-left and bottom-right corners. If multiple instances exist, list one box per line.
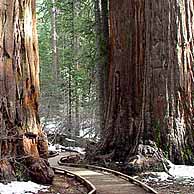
left=100, top=0, right=194, bottom=164
left=0, top=0, right=53, bottom=183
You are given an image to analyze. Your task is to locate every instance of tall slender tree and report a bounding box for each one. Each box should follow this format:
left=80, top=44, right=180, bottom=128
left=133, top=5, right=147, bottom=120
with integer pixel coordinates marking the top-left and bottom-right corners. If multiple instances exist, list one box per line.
left=100, top=0, right=194, bottom=164
left=95, top=0, right=109, bottom=132
left=73, top=0, right=81, bottom=137
left=0, top=0, right=53, bottom=183
left=51, top=0, right=58, bottom=80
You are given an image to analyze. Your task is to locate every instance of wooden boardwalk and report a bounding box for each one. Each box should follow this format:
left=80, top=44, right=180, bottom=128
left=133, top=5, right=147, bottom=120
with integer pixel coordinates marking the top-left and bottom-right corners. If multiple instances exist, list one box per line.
left=49, top=153, right=157, bottom=194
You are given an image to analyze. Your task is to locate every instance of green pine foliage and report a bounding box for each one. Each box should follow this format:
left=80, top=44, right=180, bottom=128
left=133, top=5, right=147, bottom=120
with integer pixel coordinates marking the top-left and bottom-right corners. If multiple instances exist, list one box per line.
left=36, top=0, right=98, bottom=138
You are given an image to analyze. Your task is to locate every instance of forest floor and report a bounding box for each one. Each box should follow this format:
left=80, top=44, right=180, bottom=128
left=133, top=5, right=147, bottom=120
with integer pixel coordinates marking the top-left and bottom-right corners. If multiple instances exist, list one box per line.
left=0, top=174, right=87, bottom=194
left=135, top=159, right=194, bottom=194
left=37, top=174, right=87, bottom=194
left=149, top=182, right=194, bottom=194
left=137, top=173, right=194, bottom=194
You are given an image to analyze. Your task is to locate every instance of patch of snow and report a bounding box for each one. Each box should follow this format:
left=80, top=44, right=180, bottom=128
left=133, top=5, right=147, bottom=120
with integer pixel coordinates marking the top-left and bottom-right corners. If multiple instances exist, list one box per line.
left=0, top=181, right=49, bottom=194
left=44, top=123, right=57, bottom=133
left=167, top=159, right=194, bottom=179
left=65, top=138, right=75, bottom=142
left=145, top=172, right=170, bottom=182
left=55, top=144, right=66, bottom=150
left=143, top=160, right=194, bottom=184
left=48, top=144, right=58, bottom=152
left=48, top=144, right=65, bottom=152
left=48, top=144, right=85, bottom=155
left=79, top=127, right=96, bottom=138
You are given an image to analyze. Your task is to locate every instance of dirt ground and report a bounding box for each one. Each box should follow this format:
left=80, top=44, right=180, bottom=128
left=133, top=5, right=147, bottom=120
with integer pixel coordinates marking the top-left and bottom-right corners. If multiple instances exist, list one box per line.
left=137, top=174, right=194, bottom=194
left=37, top=174, right=88, bottom=194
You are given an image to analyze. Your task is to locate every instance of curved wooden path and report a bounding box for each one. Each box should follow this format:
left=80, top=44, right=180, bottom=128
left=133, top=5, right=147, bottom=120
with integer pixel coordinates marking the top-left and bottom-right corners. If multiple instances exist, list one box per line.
left=49, top=152, right=158, bottom=194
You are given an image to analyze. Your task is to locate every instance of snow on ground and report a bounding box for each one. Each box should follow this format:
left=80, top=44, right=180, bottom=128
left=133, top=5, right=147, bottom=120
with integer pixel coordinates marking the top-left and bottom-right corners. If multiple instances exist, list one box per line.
left=48, top=143, right=65, bottom=152
left=65, top=138, right=75, bottom=142
left=143, top=159, right=194, bottom=184
left=143, top=171, right=172, bottom=183
left=43, top=122, right=57, bottom=134
left=79, top=127, right=96, bottom=138
left=48, top=144, right=58, bottom=152
left=0, top=181, right=49, bottom=194
left=48, top=143, right=85, bottom=155
left=167, top=159, right=194, bottom=179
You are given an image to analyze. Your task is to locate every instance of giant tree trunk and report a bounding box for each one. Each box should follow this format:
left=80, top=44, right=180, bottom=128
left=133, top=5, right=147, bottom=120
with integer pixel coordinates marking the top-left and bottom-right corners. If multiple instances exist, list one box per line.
left=100, top=0, right=194, bottom=164
left=0, top=0, right=54, bottom=183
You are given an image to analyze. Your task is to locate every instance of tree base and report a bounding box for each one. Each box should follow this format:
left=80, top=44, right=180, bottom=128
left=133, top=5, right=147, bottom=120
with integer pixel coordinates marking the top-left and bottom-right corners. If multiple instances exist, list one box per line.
left=27, top=157, right=54, bottom=184
left=87, top=140, right=166, bottom=175
left=124, top=141, right=164, bottom=174
left=15, top=133, right=55, bottom=184
left=0, top=159, right=16, bottom=183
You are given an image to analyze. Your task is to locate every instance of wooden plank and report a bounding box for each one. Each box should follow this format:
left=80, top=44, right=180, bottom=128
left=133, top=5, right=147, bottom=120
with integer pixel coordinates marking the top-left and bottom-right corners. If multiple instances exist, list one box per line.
left=49, top=153, right=157, bottom=194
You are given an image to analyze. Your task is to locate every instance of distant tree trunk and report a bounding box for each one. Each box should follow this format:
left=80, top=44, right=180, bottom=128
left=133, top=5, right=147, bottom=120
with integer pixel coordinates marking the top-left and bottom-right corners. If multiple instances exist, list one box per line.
left=68, top=64, right=72, bottom=135
left=95, top=0, right=103, bottom=133
left=0, top=0, right=54, bottom=183
left=67, top=0, right=75, bottom=136
left=100, top=0, right=194, bottom=164
left=75, top=91, right=80, bottom=136
left=51, top=0, right=58, bottom=80
left=95, top=0, right=109, bottom=132
left=101, top=0, right=109, bottom=101
left=74, top=0, right=80, bottom=137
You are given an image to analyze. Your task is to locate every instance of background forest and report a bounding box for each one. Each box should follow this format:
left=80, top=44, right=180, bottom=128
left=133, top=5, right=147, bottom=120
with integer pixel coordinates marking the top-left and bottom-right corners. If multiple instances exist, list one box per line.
left=37, top=0, right=100, bottom=140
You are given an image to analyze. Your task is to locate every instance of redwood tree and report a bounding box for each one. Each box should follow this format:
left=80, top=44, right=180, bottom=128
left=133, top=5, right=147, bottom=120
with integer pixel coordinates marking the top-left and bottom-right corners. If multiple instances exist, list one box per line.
left=100, top=0, right=194, bottom=164
left=0, top=0, right=53, bottom=183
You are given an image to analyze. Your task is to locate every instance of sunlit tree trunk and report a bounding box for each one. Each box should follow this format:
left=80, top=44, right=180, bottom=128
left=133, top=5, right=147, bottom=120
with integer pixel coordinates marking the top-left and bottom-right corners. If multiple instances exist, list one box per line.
left=100, top=0, right=194, bottom=164
left=0, top=0, right=53, bottom=183
left=51, top=0, right=58, bottom=80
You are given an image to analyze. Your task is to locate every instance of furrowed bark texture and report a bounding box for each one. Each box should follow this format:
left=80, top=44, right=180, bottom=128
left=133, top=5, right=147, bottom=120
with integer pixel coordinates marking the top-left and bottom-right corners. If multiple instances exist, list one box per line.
left=0, top=0, right=54, bottom=183
left=101, top=0, right=194, bottom=164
